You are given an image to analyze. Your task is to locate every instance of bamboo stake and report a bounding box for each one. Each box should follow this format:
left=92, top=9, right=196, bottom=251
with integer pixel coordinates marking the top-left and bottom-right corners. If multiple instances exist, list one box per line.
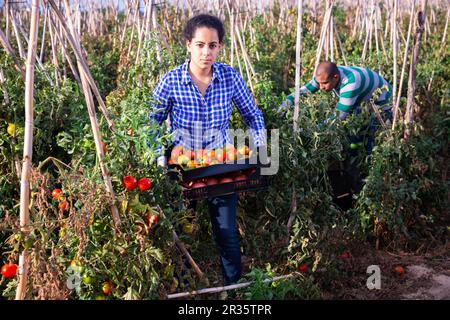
left=230, top=10, right=235, bottom=67
left=313, top=0, right=318, bottom=35
left=384, top=0, right=390, bottom=40
left=314, top=1, right=334, bottom=73
left=47, top=9, right=60, bottom=83
left=48, top=0, right=115, bottom=131
left=440, top=7, right=449, bottom=46
left=0, top=67, right=11, bottom=105
left=325, top=3, right=330, bottom=61
left=352, top=4, right=360, bottom=38
left=15, top=0, right=40, bottom=301
left=134, top=0, right=148, bottom=62
left=0, top=27, right=25, bottom=79
left=119, top=0, right=132, bottom=48
left=156, top=207, right=209, bottom=287
left=287, top=0, right=303, bottom=237
left=362, top=4, right=374, bottom=61
left=60, top=0, right=121, bottom=227
left=13, top=12, right=54, bottom=86
left=167, top=274, right=295, bottom=299
left=374, top=3, right=381, bottom=71
left=392, top=0, right=398, bottom=111
left=10, top=10, right=26, bottom=59
left=329, top=14, right=334, bottom=61
left=232, top=19, right=244, bottom=80
left=126, top=0, right=140, bottom=61
left=236, top=16, right=257, bottom=79
left=392, top=0, right=415, bottom=129
left=368, top=3, right=374, bottom=53
left=234, top=20, right=255, bottom=93
left=4, top=0, right=10, bottom=41
left=48, top=13, right=82, bottom=86
left=377, top=5, right=388, bottom=63
left=334, top=19, right=348, bottom=66
left=405, top=0, right=428, bottom=130
left=293, top=0, right=303, bottom=133
left=427, top=7, right=450, bottom=91
left=39, top=4, right=48, bottom=62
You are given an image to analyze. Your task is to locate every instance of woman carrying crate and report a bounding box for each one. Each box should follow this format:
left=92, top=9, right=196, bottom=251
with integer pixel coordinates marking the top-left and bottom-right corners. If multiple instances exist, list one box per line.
left=148, top=14, right=266, bottom=286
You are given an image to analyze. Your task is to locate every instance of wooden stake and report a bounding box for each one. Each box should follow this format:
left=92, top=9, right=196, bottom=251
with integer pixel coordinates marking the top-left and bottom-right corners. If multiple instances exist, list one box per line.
left=39, top=4, right=48, bottom=62
left=392, top=0, right=415, bottom=129
left=15, top=0, right=40, bottom=301
left=167, top=274, right=296, bottom=299
left=48, top=0, right=115, bottom=131
left=293, top=0, right=303, bottom=133
left=392, top=0, right=398, bottom=111
left=0, top=27, right=25, bottom=78
left=60, top=0, right=121, bottom=227
left=314, top=1, right=334, bottom=73
left=405, top=0, right=428, bottom=130
left=334, top=19, right=348, bottom=66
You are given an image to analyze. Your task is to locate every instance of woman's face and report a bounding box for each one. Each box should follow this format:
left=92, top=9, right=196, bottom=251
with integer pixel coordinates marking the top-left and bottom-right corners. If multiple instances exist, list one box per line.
left=187, top=27, right=222, bottom=71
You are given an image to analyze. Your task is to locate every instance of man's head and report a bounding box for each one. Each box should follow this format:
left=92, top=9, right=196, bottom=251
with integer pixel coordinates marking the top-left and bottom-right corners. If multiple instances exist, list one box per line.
left=315, top=61, right=340, bottom=92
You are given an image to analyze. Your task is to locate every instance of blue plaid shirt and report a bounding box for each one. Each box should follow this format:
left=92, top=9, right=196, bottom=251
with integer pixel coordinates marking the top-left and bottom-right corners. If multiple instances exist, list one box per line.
left=149, top=61, right=266, bottom=153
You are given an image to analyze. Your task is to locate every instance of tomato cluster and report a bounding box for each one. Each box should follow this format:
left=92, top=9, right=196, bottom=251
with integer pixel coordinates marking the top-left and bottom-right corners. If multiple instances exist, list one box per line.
left=169, top=144, right=252, bottom=169
left=122, top=176, right=152, bottom=192
left=52, top=188, right=68, bottom=211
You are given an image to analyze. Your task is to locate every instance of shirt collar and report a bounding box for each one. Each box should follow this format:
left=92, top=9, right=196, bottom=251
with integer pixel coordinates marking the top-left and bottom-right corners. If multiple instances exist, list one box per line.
left=181, top=60, right=223, bottom=85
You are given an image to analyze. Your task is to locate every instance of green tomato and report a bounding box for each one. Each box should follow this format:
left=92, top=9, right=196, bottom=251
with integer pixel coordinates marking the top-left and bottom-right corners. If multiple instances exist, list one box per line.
left=82, top=275, right=93, bottom=285
left=350, top=143, right=358, bottom=150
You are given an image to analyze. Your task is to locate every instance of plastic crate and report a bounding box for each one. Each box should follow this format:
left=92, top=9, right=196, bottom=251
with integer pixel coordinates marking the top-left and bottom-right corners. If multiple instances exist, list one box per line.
left=165, top=146, right=270, bottom=200
left=182, top=175, right=268, bottom=200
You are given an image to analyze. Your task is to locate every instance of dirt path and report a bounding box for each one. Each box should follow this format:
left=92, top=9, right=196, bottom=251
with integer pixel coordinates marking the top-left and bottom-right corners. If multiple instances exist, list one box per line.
left=323, top=242, right=450, bottom=300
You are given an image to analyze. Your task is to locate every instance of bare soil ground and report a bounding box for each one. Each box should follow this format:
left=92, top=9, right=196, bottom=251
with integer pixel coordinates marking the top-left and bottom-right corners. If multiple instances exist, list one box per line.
left=323, top=242, right=450, bottom=300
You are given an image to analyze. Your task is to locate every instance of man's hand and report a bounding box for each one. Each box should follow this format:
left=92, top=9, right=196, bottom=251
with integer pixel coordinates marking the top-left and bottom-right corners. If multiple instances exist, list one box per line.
left=279, top=94, right=295, bottom=110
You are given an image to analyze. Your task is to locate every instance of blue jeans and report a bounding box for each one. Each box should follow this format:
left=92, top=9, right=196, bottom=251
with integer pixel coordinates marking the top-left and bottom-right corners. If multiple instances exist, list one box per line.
left=207, top=193, right=242, bottom=286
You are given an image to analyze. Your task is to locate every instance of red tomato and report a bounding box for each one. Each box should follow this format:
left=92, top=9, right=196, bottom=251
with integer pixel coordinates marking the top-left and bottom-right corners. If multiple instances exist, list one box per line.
left=191, top=181, right=207, bottom=188
left=101, top=141, right=107, bottom=154
left=138, top=178, right=152, bottom=191
left=58, top=200, right=68, bottom=211
left=194, top=149, right=205, bottom=160
left=102, top=281, right=113, bottom=295
left=393, top=265, right=405, bottom=276
left=123, top=176, right=138, bottom=191
left=234, top=174, right=247, bottom=181
left=1, top=263, right=18, bottom=278
left=205, top=177, right=219, bottom=186
left=204, top=150, right=215, bottom=159
left=184, top=149, right=195, bottom=160
left=219, top=177, right=234, bottom=184
left=298, top=264, right=309, bottom=273
left=339, top=251, right=350, bottom=260
left=215, top=149, right=227, bottom=163
left=227, top=150, right=237, bottom=162
left=52, top=188, right=63, bottom=200
left=237, top=145, right=250, bottom=156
